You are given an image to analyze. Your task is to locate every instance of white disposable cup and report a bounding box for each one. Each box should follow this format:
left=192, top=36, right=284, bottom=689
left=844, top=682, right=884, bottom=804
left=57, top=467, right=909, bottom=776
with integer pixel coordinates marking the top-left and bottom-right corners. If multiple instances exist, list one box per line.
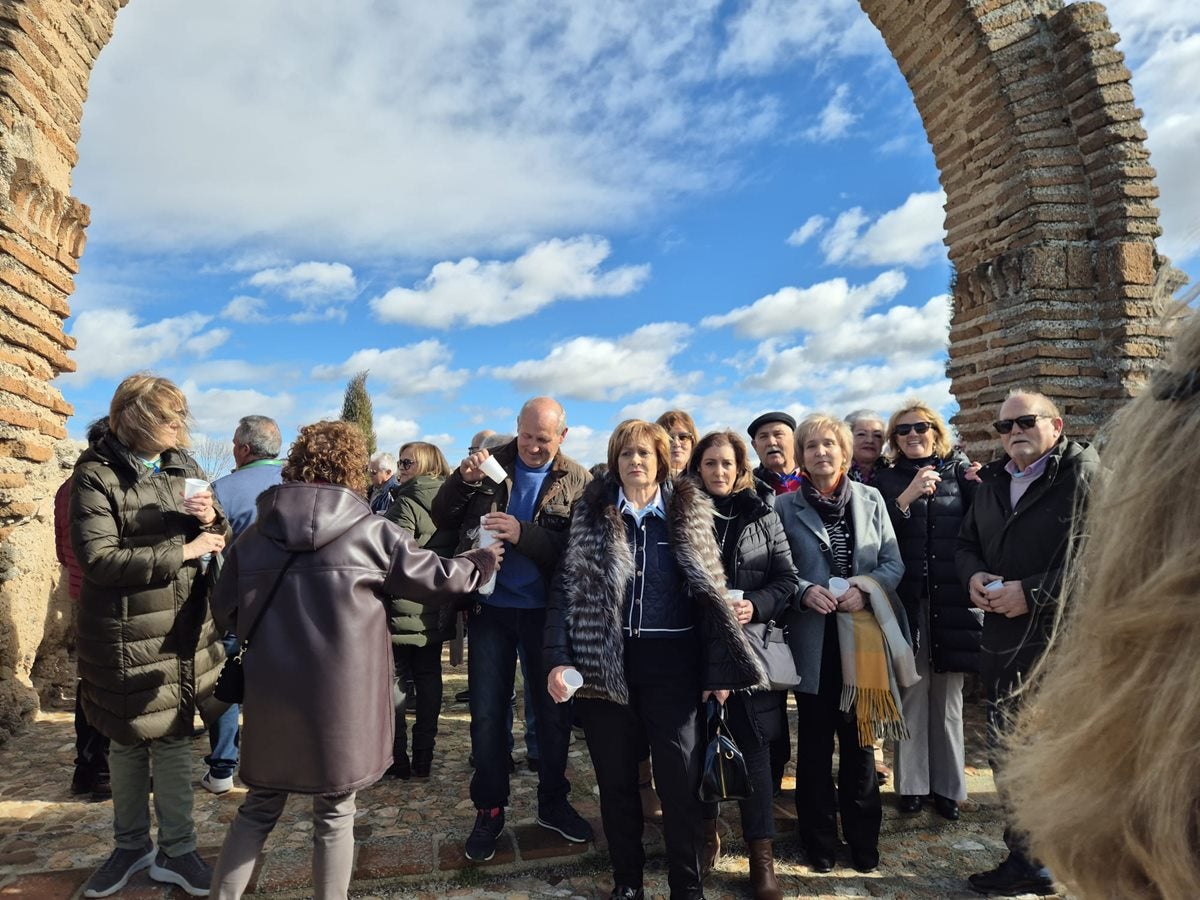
left=985, top=579, right=1004, bottom=591
left=561, top=668, right=584, bottom=701
left=828, top=577, right=851, bottom=598
left=478, top=455, right=506, bottom=483
left=726, top=589, right=744, bottom=606
left=477, top=516, right=499, bottom=595
left=183, top=477, right=210, bottom=499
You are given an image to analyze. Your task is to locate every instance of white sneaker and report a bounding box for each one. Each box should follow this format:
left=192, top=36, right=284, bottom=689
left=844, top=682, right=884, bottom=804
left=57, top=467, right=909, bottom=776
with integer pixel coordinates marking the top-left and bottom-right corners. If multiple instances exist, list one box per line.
left=200, top=771, right=233, bottom=794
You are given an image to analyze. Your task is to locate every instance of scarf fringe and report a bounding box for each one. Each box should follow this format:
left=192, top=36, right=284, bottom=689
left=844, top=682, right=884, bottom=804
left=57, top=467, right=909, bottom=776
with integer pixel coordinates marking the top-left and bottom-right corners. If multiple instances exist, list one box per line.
left=840, top=684, right=910, bottom=745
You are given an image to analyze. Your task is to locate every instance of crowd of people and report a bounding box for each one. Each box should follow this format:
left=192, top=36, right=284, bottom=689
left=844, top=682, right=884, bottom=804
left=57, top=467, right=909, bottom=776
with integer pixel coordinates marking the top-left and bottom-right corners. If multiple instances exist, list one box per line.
left=58, top=342, right=1196, bottom=899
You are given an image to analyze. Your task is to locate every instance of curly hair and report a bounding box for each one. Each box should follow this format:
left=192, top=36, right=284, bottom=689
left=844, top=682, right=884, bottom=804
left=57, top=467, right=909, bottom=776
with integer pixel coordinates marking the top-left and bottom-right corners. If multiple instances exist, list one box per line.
left=1005, top=311, right=1200, bottom=900
left=687, top=429, right=754, bottom=494
left=282, top=421, right=368, bottom=495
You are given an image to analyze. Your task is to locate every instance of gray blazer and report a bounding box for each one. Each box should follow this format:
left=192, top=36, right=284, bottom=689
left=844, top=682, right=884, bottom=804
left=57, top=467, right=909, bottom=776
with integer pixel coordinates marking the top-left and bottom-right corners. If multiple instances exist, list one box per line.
left=777, top=480, right=905, bottom=694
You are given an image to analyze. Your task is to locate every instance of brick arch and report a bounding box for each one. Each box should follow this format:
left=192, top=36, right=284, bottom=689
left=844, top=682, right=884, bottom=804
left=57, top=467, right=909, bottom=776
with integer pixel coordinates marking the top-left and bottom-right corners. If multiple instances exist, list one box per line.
left=0, top=0, right=1178, bottom=732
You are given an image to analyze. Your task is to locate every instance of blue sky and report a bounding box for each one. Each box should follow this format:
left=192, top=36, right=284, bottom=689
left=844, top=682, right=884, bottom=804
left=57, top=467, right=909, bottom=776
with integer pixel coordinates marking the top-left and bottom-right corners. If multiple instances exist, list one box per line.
left=56, top=0, right=1199, bottom=470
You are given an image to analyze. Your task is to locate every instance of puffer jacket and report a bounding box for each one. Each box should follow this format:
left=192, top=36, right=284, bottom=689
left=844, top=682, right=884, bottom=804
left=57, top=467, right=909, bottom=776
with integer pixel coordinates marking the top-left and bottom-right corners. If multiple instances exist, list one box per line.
left=382, top=474, right=458, bottom=646
left=875, top=455, right=982, bottom=673
left=544, top=475, right=768, bottom=705
left=70, top=433, right=231, bottom=744
left=211, top=482, right=496, bottom=794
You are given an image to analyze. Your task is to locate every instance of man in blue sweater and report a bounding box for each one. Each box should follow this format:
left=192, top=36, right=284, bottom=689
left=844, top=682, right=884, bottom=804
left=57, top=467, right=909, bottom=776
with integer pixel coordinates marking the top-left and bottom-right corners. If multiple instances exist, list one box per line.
left=203, top=415, right=284, bottom=795
left=432, top=397, right=592, bottom=862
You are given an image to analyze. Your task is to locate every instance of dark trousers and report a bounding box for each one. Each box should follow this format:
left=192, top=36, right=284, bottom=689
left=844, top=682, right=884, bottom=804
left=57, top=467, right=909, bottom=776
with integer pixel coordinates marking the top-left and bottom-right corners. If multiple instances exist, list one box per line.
left=74, top=685, right=109, bottom=775
left=987, top=666, right=1042, bottom=874
left=467, top=603, right=571, bottom=810
left=392, top=642, right=444, bottom=757
left=793, top=687, right=881, bottom=857
left=577, top=682, right=705, bottom=899
left=735, top=743, right=775, bottom=841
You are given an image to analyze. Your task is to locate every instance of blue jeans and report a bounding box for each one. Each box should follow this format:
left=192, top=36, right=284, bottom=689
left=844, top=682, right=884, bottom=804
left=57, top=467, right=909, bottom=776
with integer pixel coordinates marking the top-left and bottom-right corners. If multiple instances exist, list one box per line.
left=206, top=635, right=240, bottom=779
left=468, top=603, right=570, bottom=811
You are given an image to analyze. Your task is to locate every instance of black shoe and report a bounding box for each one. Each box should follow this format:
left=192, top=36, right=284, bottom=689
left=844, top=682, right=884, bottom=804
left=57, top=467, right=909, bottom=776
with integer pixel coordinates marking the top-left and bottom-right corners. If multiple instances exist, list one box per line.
left=968, top=858, right=1055, bottom=896
left=455, top=688, right=471, bottom=703
left=465, top=807, right=505, bottom=861
left=805, top=845, right=835, bottom=873
left=83, top=842, right=155, bottom=898
left=851, top=847, right=880, bottom=873
left=932, top=794, right=960, bottom=820
left=526, top=756, right=540, bottom=773
left=536, top=799, right=594, bottom=842
left=71, top=768, right=92, bottom=795
left=897, top=794, right=923, bottom=813
left=90, top=772, right=112, bottom=802
left=609, top=887, right=644, bottom=900
left=384, top=754, right=411, bottom=780
left=412, top=749, right=433, bottom=778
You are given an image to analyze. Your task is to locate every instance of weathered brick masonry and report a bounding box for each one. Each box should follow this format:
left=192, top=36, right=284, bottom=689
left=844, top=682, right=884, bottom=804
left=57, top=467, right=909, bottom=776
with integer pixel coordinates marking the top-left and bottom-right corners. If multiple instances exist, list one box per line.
left=0, top=0, right=1183, bottom=736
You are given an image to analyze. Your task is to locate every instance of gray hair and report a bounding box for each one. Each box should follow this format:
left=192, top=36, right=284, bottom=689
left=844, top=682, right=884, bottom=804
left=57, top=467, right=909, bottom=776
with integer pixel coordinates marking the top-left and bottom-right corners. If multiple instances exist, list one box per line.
left=370, top=451, right=395, bottom=473
left=844, top=409, right=885, bottom=431
left=1005, top=388, right=1062, bottom=419
left=234, top=415, right=282, bottom=458
left=480, top=432, right=513, bottom=450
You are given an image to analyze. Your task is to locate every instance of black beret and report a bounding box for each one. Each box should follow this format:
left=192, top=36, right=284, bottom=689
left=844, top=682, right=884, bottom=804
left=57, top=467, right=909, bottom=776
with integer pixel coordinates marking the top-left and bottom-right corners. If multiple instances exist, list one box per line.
left=747, top=411, right=797, bottom=439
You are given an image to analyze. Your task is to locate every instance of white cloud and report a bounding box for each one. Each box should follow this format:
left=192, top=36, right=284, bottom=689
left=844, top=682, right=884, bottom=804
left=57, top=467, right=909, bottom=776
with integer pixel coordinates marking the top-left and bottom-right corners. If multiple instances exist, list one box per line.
left=61, top=309, right=230, bottom=386
left=374, top=415, right=423, bottom=455
left=487, top=322, right=694, bottom=401
left=311, top=340, right=469, bottom=396
left=370, top=236, right=649, bottom=328
left=717, top=0, right=884, bottom=75
left=804, top=84, right=858, bottom=142
left=220, top=296, right=270, bottom=324
left=248, top=262, right=358, bottom=299
left=786, top=215, right=827, bottom=247
left=820, top=191, right=946, bottom=267
left=701, top=270, right=907, bottom=339
left=178, top=380, right=297, bottom=440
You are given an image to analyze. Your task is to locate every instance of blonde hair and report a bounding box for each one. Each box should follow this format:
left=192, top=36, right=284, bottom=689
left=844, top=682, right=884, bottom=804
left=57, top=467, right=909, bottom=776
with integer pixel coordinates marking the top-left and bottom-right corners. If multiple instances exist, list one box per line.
left=794, top=414, right=852, bottom=476
left=108, top=373, right=191, bottom=453
left=1005, top=312, right=1200, bottom=899
left=398, top=441, right=452, bottom=478
left=884, top=399, right=953, bottom=462
left=607, top=419, right=671, bottom=485
left=688, top=430, right=754, bottom=494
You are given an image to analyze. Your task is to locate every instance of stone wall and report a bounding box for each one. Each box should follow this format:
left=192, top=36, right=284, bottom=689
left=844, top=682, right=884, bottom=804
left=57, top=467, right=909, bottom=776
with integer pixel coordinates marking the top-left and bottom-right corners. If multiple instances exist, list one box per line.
left=0, top=0, right=1180, bottom=736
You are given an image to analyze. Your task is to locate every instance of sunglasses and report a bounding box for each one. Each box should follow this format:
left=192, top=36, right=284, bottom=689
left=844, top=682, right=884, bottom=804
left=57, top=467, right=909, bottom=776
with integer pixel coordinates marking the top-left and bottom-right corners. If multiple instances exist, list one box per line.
left=668, top=432, right=694, bottom=444
left=893, top=422, right=933, bottom=436
left=993, top=414, right=1050, bottom=434
left=397, top=458, right=416, bottom=469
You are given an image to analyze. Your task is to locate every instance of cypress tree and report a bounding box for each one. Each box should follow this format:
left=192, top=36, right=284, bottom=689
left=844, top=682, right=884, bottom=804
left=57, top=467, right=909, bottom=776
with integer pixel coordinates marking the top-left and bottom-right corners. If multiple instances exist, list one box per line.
left=340, top=370, right=377, bottom=457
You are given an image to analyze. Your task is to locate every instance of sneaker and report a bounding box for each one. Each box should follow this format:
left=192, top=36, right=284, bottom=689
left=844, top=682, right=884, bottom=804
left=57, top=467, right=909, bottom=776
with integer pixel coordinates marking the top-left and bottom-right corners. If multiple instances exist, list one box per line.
left=536, top=799, right=594, bottom=843
left=83, top=842, right=155, bottom=898
left=464, top=807, right=505, bottom=861
left=200, top=771, right=234, bottom=794
left=149, top=849, right=214, bottom=896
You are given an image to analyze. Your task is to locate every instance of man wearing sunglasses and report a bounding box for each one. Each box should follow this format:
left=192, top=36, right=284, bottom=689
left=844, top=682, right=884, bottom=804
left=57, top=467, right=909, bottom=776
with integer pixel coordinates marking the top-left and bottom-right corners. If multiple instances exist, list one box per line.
left=956, top=390, right=1099, bottom=898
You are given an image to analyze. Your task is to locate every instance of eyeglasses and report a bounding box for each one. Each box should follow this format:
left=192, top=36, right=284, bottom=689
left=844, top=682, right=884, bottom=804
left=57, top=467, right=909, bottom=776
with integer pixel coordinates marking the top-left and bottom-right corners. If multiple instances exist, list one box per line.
left=397, top=458, right=416, bottom=469
left=468, top=445, right=482, bottom=454
left=668, top=433, right=694, bottom=444
left=993, top=414, right=1051, bottom=434
left=893, top=422, right=933, bottom=436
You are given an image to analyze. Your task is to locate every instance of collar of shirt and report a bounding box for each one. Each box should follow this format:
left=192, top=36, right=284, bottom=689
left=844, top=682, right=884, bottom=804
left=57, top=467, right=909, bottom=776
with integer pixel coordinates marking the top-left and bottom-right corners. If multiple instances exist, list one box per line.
left=1004, top=447, right=1054, bottom=482
left=618, top=486, right=667, bottom=524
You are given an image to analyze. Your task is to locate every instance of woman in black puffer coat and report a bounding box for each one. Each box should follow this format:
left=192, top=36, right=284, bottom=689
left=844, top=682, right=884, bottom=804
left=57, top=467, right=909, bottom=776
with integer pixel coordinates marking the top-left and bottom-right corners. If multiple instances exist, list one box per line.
left=874, top=400, right=981, bottom=821
left=687, top=431, right=799, bottom=900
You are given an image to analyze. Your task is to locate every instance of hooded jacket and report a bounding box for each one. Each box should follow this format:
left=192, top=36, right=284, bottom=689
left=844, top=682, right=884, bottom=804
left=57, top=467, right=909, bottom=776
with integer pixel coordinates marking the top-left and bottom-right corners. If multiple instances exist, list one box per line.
left=211, top=482, right=495, bottom=794
left=70, top=433, right=230, bottom=744
left=544, top=476, right=769, bottom=705
left=382, top=473, right=459, bottom=645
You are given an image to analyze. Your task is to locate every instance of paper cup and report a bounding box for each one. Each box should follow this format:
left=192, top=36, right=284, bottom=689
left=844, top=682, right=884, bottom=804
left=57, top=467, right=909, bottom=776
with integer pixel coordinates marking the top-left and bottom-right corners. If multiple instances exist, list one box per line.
left=477, top=516, right=499, bottom=595
left=561, top=668, right=584, bottom=700
left=985, top=579, right=1004, bottom=591
left=828, top=577, right=851, bottom=598
left=726, top=589, right=744, bottom=606
left=479, top=455, right=507, bottom=483
left=183, top=477, right=210, bottom=499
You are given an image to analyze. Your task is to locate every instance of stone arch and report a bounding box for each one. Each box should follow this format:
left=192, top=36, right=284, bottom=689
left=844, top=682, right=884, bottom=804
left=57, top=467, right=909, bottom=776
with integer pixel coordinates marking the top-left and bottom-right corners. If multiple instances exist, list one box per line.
left=0, top=0, right=1180, bottom=734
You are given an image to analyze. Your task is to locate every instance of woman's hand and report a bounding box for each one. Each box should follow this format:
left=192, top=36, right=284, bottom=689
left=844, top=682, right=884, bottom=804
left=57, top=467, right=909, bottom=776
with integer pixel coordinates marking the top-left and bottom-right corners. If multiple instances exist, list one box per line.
left=181, top=488, right=218, bottom=526
left=547, top=665, right=573, bottom=703
left=183, top=532, right=225, bottom=561
left=837, top=586, right=868, bottom=613
left=459, top=449, right=490, bottom=484
left=477, top=542, right=505, bottom=569
left=729, top=598, right=754, bottom=625
left=701, top=689, right=730, bottom=705
left=802, top=584, right=839, bottom=614
left=898, top=465, right=940, bottom=509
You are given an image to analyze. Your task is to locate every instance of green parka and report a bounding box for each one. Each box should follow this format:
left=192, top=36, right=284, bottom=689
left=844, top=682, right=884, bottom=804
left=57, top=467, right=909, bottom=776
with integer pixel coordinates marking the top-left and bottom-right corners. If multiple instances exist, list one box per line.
left=382, top=474, right=458, bottom=645
left=70, top=433, right=231, bottom=744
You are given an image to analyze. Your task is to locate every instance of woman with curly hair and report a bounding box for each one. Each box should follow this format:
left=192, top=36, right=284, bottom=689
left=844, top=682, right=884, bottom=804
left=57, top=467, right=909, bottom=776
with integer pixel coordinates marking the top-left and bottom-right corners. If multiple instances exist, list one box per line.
left=209, top=421, right=502, bottom=900
left=1005, top=313, right=1200, bottom=900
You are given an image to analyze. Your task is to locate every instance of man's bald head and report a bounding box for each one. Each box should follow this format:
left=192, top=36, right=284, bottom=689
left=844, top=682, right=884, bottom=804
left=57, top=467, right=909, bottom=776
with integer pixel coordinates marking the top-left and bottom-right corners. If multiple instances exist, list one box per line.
left=516, top=397, right=567, bottom=468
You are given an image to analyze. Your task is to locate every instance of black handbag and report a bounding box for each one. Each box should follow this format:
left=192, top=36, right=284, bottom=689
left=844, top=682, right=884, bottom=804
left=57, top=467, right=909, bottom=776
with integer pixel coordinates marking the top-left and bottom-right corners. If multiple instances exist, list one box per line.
left=213, top=554, right=297, bottom=704
left=744, top=619, right=801, bottom=690
left=696, top=696, right=752, bottom=803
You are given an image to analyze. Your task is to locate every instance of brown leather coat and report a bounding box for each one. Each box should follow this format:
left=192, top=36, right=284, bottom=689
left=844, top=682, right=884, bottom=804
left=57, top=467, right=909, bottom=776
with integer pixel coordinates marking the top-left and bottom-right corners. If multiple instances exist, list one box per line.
left=211, top=482, right=496, bottom=794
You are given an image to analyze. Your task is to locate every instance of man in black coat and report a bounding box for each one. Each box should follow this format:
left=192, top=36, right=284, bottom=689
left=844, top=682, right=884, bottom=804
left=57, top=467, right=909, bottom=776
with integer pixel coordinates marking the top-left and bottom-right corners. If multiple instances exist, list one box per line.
left=957, top=390, right=1099, bottom=897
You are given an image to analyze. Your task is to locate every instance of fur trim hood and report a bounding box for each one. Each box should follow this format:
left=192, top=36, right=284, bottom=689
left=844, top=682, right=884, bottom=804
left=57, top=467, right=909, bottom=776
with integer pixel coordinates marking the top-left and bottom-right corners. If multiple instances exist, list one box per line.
left=555, top=475, right=769, bottom=705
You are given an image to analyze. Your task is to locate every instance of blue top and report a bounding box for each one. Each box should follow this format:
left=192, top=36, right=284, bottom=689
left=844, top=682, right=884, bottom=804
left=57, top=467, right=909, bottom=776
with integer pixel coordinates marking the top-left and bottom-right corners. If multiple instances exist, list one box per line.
left=212, top=459, right=285, bottom=543
left=487, top=457, right=551, bottom=609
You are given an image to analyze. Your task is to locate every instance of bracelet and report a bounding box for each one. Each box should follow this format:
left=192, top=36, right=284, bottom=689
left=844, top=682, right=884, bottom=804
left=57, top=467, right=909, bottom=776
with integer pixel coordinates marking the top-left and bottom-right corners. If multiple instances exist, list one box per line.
left=894, top=498, right=911, bottom=519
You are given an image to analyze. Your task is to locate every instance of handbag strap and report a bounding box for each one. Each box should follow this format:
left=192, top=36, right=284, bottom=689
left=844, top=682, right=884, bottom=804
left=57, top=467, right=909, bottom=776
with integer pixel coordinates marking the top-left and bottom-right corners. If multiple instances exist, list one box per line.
left=240, top=553, right=298, bottom=652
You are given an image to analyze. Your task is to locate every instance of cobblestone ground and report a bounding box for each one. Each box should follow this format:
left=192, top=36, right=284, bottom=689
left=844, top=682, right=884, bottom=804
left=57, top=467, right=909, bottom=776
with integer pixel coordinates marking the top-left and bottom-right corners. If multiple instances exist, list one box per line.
left=0, top=665, right=1066, bottom=899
